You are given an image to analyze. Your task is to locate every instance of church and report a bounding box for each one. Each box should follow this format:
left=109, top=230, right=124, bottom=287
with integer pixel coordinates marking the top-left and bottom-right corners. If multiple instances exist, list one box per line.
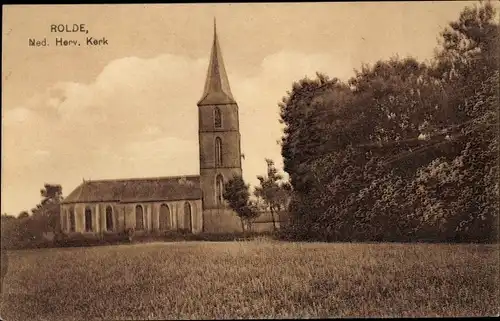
left=59, top=22, right=249, bottom=235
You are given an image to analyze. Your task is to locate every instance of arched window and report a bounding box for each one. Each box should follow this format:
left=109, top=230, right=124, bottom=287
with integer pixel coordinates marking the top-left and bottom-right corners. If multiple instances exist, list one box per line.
left=105, top=206, right=113, bottom=231
left=64, top=210, right=69, bottom=232
left=85, top=207, right=93, bottom=232
left=216, top=174, right=224, bottom=205
left=215, top=137, right=222, bottom=166
left=159, top=204, right=171, bottom=230
left=184, top=202, right=192, bottom=232
left=135, top=205, right=144, bottom=230
left=69, top=207, right=75, bottom=232
left=61, top=210, right=67, bottom=232
left=214, top=107, right=222, bottom=128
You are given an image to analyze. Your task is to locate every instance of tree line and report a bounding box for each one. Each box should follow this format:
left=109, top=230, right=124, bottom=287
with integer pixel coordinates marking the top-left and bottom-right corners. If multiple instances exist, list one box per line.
left=1, top=184, right=62, bottom=249
left=223, top=158, right=291, bottom=233
left=226, top=1, right=498, bottom=243
left=278, top=1, right=498, bottom=242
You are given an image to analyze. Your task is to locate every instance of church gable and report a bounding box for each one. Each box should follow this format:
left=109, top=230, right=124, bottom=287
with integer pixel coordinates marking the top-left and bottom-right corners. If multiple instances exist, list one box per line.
left=62, top=176, right=201, bottom=204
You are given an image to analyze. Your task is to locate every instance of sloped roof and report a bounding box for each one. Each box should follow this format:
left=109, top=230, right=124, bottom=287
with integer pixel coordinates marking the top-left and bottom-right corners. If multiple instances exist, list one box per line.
left=197, top=19, right=236, bottom=106
left=62, top=175, right=201, bottom=204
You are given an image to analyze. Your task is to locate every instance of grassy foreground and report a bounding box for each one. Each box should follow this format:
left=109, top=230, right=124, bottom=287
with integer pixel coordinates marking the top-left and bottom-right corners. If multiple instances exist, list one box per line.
left=0, top=240, right=498, bottom=319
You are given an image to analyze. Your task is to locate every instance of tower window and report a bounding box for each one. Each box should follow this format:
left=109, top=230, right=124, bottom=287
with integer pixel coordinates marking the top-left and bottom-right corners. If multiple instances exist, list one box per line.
left=215, top=137, right=222, bottom=166
left=214, top=107, right=222, bottom=128
left=216, top=174, right=224, bottom=205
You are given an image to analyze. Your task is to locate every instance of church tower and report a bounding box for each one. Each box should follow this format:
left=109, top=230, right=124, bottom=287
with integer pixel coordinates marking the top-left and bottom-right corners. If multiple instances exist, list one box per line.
left=198, top=20, right=243, bottom=231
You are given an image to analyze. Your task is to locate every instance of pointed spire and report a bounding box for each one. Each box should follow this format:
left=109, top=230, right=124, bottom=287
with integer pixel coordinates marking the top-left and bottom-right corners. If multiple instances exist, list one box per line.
left=198, top=18, right=236, bottom=106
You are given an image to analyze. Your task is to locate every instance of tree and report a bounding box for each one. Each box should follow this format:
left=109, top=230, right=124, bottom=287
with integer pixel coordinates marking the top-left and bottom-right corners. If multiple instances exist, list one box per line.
left=411, top=71, right=499, bottom=242
left=1, top=185, right=65, bottom=249
left=276, top=1, right=498, bottom=243
left=18, top=211, right=29, bottom=219
left=254, top=159, right=291, bottom=231
left=31, top=184, right=64, bottom=232
left=1, top=214, right=16, bottom=221
left=432, top=0, right=498, bottom=126
left=223, top=176, right=259, bottom=233
left=433, top=1, right=498, bottom=80
left=426, top=1, right=499, bottom=242
left=280, top=74, right=353, bottom=194
left=40, top=184, right=63, bottom=206
left=1, top=211, right=33, bottom=249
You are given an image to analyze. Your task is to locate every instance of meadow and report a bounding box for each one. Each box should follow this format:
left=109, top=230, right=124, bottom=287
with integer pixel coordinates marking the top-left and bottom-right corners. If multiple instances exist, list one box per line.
left=0, top=239, right=498, bottom=320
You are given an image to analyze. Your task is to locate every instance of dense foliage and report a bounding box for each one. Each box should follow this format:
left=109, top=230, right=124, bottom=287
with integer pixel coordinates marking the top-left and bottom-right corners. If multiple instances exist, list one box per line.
left=280, top=1, right=499, bottom=243
left=223, top=176, right=259, bottom=232
left=254, top=159, right=292, bottom=230
left=1, top=184, right=63, bottom=249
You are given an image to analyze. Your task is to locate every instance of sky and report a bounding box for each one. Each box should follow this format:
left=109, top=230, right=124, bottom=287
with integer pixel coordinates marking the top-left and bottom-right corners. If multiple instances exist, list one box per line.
left=1, top=2, right=481, bottom=215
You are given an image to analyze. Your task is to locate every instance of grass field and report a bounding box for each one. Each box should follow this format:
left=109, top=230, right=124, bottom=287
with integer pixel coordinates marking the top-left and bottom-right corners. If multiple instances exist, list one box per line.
left=0, top=239, right=498, bottom=320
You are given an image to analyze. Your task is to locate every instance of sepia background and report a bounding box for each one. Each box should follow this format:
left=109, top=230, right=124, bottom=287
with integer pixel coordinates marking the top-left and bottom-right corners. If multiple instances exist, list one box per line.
left=1, top=2, right=499, bottom=320
left=1, top=2, right=479, bottom=216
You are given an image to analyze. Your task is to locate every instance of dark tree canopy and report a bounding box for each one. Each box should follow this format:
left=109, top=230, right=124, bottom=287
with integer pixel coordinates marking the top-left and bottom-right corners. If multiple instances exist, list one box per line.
left=279, top=1, right=498, bottom=243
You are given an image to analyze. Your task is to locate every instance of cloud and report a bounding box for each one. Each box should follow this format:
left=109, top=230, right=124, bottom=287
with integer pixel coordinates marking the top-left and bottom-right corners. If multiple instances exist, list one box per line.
left=2, top=50, right=348, bottom=214
left=3, top=107, right=33, bottom=124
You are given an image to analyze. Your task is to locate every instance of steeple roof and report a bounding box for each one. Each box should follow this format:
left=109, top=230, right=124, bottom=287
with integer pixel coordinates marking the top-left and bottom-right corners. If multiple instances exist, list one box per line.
left=198, top=19, right=236, bottom=106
